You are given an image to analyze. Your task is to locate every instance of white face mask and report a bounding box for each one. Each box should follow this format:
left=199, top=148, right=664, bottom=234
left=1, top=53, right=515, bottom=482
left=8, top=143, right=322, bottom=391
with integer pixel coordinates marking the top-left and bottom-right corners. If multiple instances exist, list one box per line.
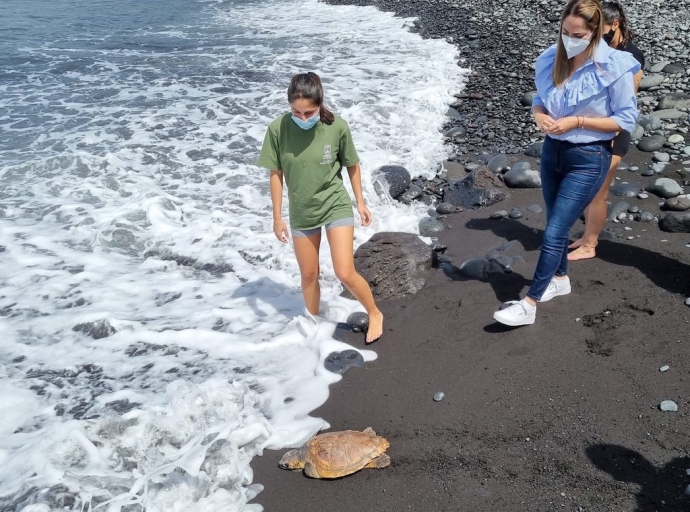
left=561, top=33, right=592, bottom=59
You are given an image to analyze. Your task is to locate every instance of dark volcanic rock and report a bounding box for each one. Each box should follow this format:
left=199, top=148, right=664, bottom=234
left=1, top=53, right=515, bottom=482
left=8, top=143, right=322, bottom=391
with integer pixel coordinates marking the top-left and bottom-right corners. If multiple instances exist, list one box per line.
left=524, top=141, right=544, bottom=158
left=646, top=178, right=684, bottom=199
left=436, top=202, right=458, bottom=215
left=487, top=154, right=511, bottom=174
left=349, top=232, right=433, bottom=300
left=609, top=183, right=642, bottom=198
left=659, top=211, right=690, bottom=233
left=637, top=135, right=667, bottom=152
left=663, top=197, right=690, bottom=211
left=419, top=217, right=444, bottom=236
left=373, top=165, right=411, bottom=199
left=73, top=319, right=116, bottom=340
left=324, top=350, right=365, bottom=375
left=443, top=167, right=508, bottom=209
left=504, top=168, right=541, bottom=188
left=346, top=311, right=369, bottom=332
left=656, top=92, right=690, bottom=110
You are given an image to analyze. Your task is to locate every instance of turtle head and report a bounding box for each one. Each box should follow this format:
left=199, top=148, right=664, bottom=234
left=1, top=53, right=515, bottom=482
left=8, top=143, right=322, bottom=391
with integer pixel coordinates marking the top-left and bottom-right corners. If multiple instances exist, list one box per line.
left=279, top=447, right=306, bottom=470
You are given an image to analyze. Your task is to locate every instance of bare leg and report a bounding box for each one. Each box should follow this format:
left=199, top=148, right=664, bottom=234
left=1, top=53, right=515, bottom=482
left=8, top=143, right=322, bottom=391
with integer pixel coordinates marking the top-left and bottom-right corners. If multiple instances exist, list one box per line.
left=326, top=226, right=384, bottom=343
left=293, top=232, right=322, bottom=315
left=568, top=155, right=621, bottom=261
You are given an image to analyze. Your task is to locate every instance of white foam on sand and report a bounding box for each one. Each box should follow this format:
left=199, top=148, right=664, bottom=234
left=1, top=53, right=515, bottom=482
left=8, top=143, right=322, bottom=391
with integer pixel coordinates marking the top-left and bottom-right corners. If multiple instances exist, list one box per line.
left=0, top=0, right=468, bottom=509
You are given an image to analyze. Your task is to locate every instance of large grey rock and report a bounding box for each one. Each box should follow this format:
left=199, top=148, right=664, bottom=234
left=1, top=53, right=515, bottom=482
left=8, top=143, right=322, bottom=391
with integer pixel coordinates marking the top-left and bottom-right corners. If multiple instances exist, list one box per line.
left=663, top=196, right=690, bottom=211
left=637, top=135, right=667, bottom=152
left=659, top=211, right=690, bottom=232
left=443, top=126, right=467, bottom=140
left=349, top=232, right=433, bottom=300
left=637, top=114, right=663, bottom=132
left=418, top=217, right=444, bottom=236
left=657, top=92, right=690, bottom=110
left=520, top=91, right=538, bottom=107
left=646, top=178, right=684, bottom=198
left=487, top=154, right=511, bottom=174
left=443, top=166, right=509, bottom=208
left=639, top=74, right=665, bottom=90
left=650, top=62, right=670, bottom=73
left=608, top=201, right=630, bottom=221
left=609, top=183, right=641, bottom=198
left=373, top=165, right=411, bottom=199
left=504, top=168, right=542, bottom=188
left=524, top=141, right=544, bottom=158
left=653, top=109, right=687, bottom=120
left=630, top=123, right=645, bottom=141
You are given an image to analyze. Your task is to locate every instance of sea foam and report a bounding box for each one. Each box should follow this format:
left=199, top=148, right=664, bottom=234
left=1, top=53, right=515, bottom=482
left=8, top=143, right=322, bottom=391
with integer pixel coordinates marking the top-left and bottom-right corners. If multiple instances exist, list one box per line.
left=0, top=0, right=467, bottom=509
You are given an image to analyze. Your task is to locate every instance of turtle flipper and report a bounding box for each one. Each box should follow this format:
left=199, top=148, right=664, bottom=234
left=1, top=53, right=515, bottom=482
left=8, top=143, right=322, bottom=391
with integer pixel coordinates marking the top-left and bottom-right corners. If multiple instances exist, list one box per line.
left=365, top=454, right=391, bottom=469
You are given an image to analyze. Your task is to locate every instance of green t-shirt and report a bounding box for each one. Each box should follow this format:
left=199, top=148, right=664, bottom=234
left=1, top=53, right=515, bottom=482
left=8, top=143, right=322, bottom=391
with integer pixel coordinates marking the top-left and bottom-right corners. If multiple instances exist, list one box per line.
left=257, top=113, right=360, bottom=230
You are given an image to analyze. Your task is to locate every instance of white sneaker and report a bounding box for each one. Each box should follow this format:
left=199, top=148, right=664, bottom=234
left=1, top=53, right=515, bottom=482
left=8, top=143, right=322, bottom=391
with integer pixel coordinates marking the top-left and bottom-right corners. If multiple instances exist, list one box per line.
left=493, top=300, right=536, bottom=326
left=539, top=276, right=571, bottom=302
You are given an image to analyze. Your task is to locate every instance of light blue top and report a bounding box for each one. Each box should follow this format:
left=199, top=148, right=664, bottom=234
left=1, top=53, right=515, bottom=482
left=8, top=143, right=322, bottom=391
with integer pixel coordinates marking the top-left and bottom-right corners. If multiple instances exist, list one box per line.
left=532, top=41, right=641, bottom=143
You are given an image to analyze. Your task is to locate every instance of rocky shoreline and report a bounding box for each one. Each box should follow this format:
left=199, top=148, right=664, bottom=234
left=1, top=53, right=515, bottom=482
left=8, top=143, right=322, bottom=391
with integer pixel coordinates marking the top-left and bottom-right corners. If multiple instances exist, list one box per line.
left=328, top=0, right=690, bottom=240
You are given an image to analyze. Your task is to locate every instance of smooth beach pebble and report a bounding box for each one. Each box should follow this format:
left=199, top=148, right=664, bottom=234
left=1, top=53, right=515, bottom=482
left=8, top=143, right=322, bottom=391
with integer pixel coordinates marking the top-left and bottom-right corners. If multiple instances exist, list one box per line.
left=527, top=204, right=543, bottom=213
left=659, top=400, right=678, bottom=412
left=685, top=297, right=690, bottom=306
left=433, top=391, right=445, bottom=402
left=659, top=365, right=670, bottom=372
left=347, top=312, right=369, bottom=332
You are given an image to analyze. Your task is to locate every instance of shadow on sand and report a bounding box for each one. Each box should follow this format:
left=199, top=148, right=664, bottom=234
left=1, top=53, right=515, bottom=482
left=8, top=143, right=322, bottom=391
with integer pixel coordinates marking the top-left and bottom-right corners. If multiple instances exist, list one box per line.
left=464, top=217, right=690, bottom=297
left=586, top=443, right=690, bottom=511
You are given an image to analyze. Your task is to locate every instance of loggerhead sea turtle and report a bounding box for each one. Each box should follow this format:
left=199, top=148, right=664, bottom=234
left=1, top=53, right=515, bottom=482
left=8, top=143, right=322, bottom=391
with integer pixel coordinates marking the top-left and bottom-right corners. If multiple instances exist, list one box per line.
left=279, top=427, right=390, bottom=479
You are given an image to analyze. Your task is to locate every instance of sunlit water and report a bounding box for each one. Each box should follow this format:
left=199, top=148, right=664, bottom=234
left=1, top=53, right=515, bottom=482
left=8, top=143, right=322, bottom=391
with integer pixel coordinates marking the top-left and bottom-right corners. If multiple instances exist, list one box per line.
left=0, top=0, right=468, bottom=509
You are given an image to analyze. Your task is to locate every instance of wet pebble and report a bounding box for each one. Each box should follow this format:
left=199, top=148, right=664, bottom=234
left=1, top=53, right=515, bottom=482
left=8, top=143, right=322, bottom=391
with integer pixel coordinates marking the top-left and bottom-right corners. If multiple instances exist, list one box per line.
left=659, top=400, right=678, bottom=412
left=509, top=207, right=523, bottom=219
left=685, top=297, right=690, bottom=306
left=527, top=204, right=543, bottom=213
left=433, top=391, right=445, bottom=402
left=324, top=350, right=365, bottom=375
left=436, top=202, right=458, bottom=215
left=347, top=311, right=369, bottom=332
left=660, top=365, right=670, bottom=372
left=637, top=192, right=649, bottom=200
left=490, top=210, right=509, bottom=219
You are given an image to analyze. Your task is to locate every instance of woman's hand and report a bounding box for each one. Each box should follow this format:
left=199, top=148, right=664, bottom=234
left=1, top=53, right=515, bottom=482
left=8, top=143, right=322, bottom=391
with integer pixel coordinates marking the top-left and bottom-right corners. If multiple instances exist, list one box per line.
left=273, top=218, right=289, bottom=243
left=357, top=203, right=372, bottom=227
left=544, top=116, right=579, bottom=135
left=534, top=112, right=556, bottom=132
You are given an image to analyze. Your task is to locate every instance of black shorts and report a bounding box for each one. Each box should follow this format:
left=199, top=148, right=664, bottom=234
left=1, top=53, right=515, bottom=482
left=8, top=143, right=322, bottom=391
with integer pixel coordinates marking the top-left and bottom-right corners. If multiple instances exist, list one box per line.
left=611, top=131, right=632, bottom=157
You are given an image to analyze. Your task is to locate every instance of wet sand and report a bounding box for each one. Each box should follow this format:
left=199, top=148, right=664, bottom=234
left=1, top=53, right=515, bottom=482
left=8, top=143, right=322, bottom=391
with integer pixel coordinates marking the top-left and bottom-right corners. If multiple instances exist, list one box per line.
left=251, top=146, right=690, bottom=511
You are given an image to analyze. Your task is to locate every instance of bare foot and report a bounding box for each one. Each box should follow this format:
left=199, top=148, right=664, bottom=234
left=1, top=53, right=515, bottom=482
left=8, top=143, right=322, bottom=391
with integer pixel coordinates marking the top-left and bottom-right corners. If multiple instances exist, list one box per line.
left=365, top=311, right=384, bottom=344
left=568, top=244, right=596, bottom=261
left=568, top=238, right=584, bottom=250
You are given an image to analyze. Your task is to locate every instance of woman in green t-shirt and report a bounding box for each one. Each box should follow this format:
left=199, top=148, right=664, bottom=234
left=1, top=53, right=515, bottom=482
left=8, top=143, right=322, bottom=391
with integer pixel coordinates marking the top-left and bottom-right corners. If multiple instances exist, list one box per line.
left=258, top=72, right=383, bottom=343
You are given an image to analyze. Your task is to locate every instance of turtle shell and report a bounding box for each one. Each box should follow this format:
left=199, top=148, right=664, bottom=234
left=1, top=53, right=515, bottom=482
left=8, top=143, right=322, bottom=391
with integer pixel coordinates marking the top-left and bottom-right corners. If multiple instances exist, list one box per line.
left=303, top=427, right=389, bottom=479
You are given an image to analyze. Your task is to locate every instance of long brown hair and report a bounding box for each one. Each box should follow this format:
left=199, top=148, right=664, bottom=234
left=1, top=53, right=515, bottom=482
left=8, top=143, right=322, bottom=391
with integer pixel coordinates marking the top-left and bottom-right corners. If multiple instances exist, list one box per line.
left=602, top=1, right=633, bottom=48
left=553, top=0, right=605, bottom=87
left=287, top=72, right=335, bottom=125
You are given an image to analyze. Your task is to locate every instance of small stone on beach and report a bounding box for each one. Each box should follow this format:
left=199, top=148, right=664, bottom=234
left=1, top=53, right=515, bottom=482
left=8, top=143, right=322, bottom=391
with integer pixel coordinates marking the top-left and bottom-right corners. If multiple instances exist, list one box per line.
left=433, top=391, right=445, bottom=402
left=659, top=400, right=678, bottom=412
left=659, top=365, right=670, bottom=372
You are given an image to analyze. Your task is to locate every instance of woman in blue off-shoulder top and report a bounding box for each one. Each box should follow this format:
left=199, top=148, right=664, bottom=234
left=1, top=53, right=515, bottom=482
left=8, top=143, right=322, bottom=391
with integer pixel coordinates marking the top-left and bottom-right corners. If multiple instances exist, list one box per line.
left=494, top=0, right=640, bottom=327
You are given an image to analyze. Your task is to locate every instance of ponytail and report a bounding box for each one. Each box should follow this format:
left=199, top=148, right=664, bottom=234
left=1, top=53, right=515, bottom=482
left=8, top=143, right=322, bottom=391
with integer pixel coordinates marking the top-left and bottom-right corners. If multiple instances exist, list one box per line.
left=287, top=72, right=335, bottom=125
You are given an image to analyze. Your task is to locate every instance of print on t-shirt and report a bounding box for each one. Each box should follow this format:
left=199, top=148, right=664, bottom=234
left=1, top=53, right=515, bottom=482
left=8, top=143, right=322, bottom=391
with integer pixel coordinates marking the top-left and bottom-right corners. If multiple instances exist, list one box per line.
left=320, top=144, right=333, bottom=165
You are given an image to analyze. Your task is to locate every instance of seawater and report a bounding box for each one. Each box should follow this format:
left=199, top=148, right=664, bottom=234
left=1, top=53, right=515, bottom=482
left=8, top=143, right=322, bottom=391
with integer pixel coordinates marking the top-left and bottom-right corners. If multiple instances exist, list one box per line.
left=0, top=0, right=468, bottom=510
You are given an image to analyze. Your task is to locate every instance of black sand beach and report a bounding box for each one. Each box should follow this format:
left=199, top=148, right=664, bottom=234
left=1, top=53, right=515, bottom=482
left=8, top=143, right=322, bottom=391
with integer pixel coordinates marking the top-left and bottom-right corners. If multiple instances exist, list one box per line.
left=252, top=0, right=690, bottom=510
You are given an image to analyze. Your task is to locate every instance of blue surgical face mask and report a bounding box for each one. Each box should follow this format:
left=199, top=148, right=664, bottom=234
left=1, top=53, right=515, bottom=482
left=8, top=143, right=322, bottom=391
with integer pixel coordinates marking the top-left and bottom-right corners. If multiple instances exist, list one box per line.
left=291, top=111, right=320, bottom=130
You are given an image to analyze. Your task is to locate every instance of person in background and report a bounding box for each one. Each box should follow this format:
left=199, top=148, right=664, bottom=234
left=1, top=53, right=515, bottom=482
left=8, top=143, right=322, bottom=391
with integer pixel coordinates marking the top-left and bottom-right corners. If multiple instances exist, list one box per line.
left=568, top=0, right=645, bottom=261
left=493, top=0, right=640, bottom=327
left=258, top=72, right=384, bottom=342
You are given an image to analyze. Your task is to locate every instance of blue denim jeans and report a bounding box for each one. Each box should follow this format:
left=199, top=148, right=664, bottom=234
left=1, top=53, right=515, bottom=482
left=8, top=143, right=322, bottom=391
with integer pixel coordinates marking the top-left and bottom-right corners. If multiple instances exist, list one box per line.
left=527, top=136, right=612, bottom=301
